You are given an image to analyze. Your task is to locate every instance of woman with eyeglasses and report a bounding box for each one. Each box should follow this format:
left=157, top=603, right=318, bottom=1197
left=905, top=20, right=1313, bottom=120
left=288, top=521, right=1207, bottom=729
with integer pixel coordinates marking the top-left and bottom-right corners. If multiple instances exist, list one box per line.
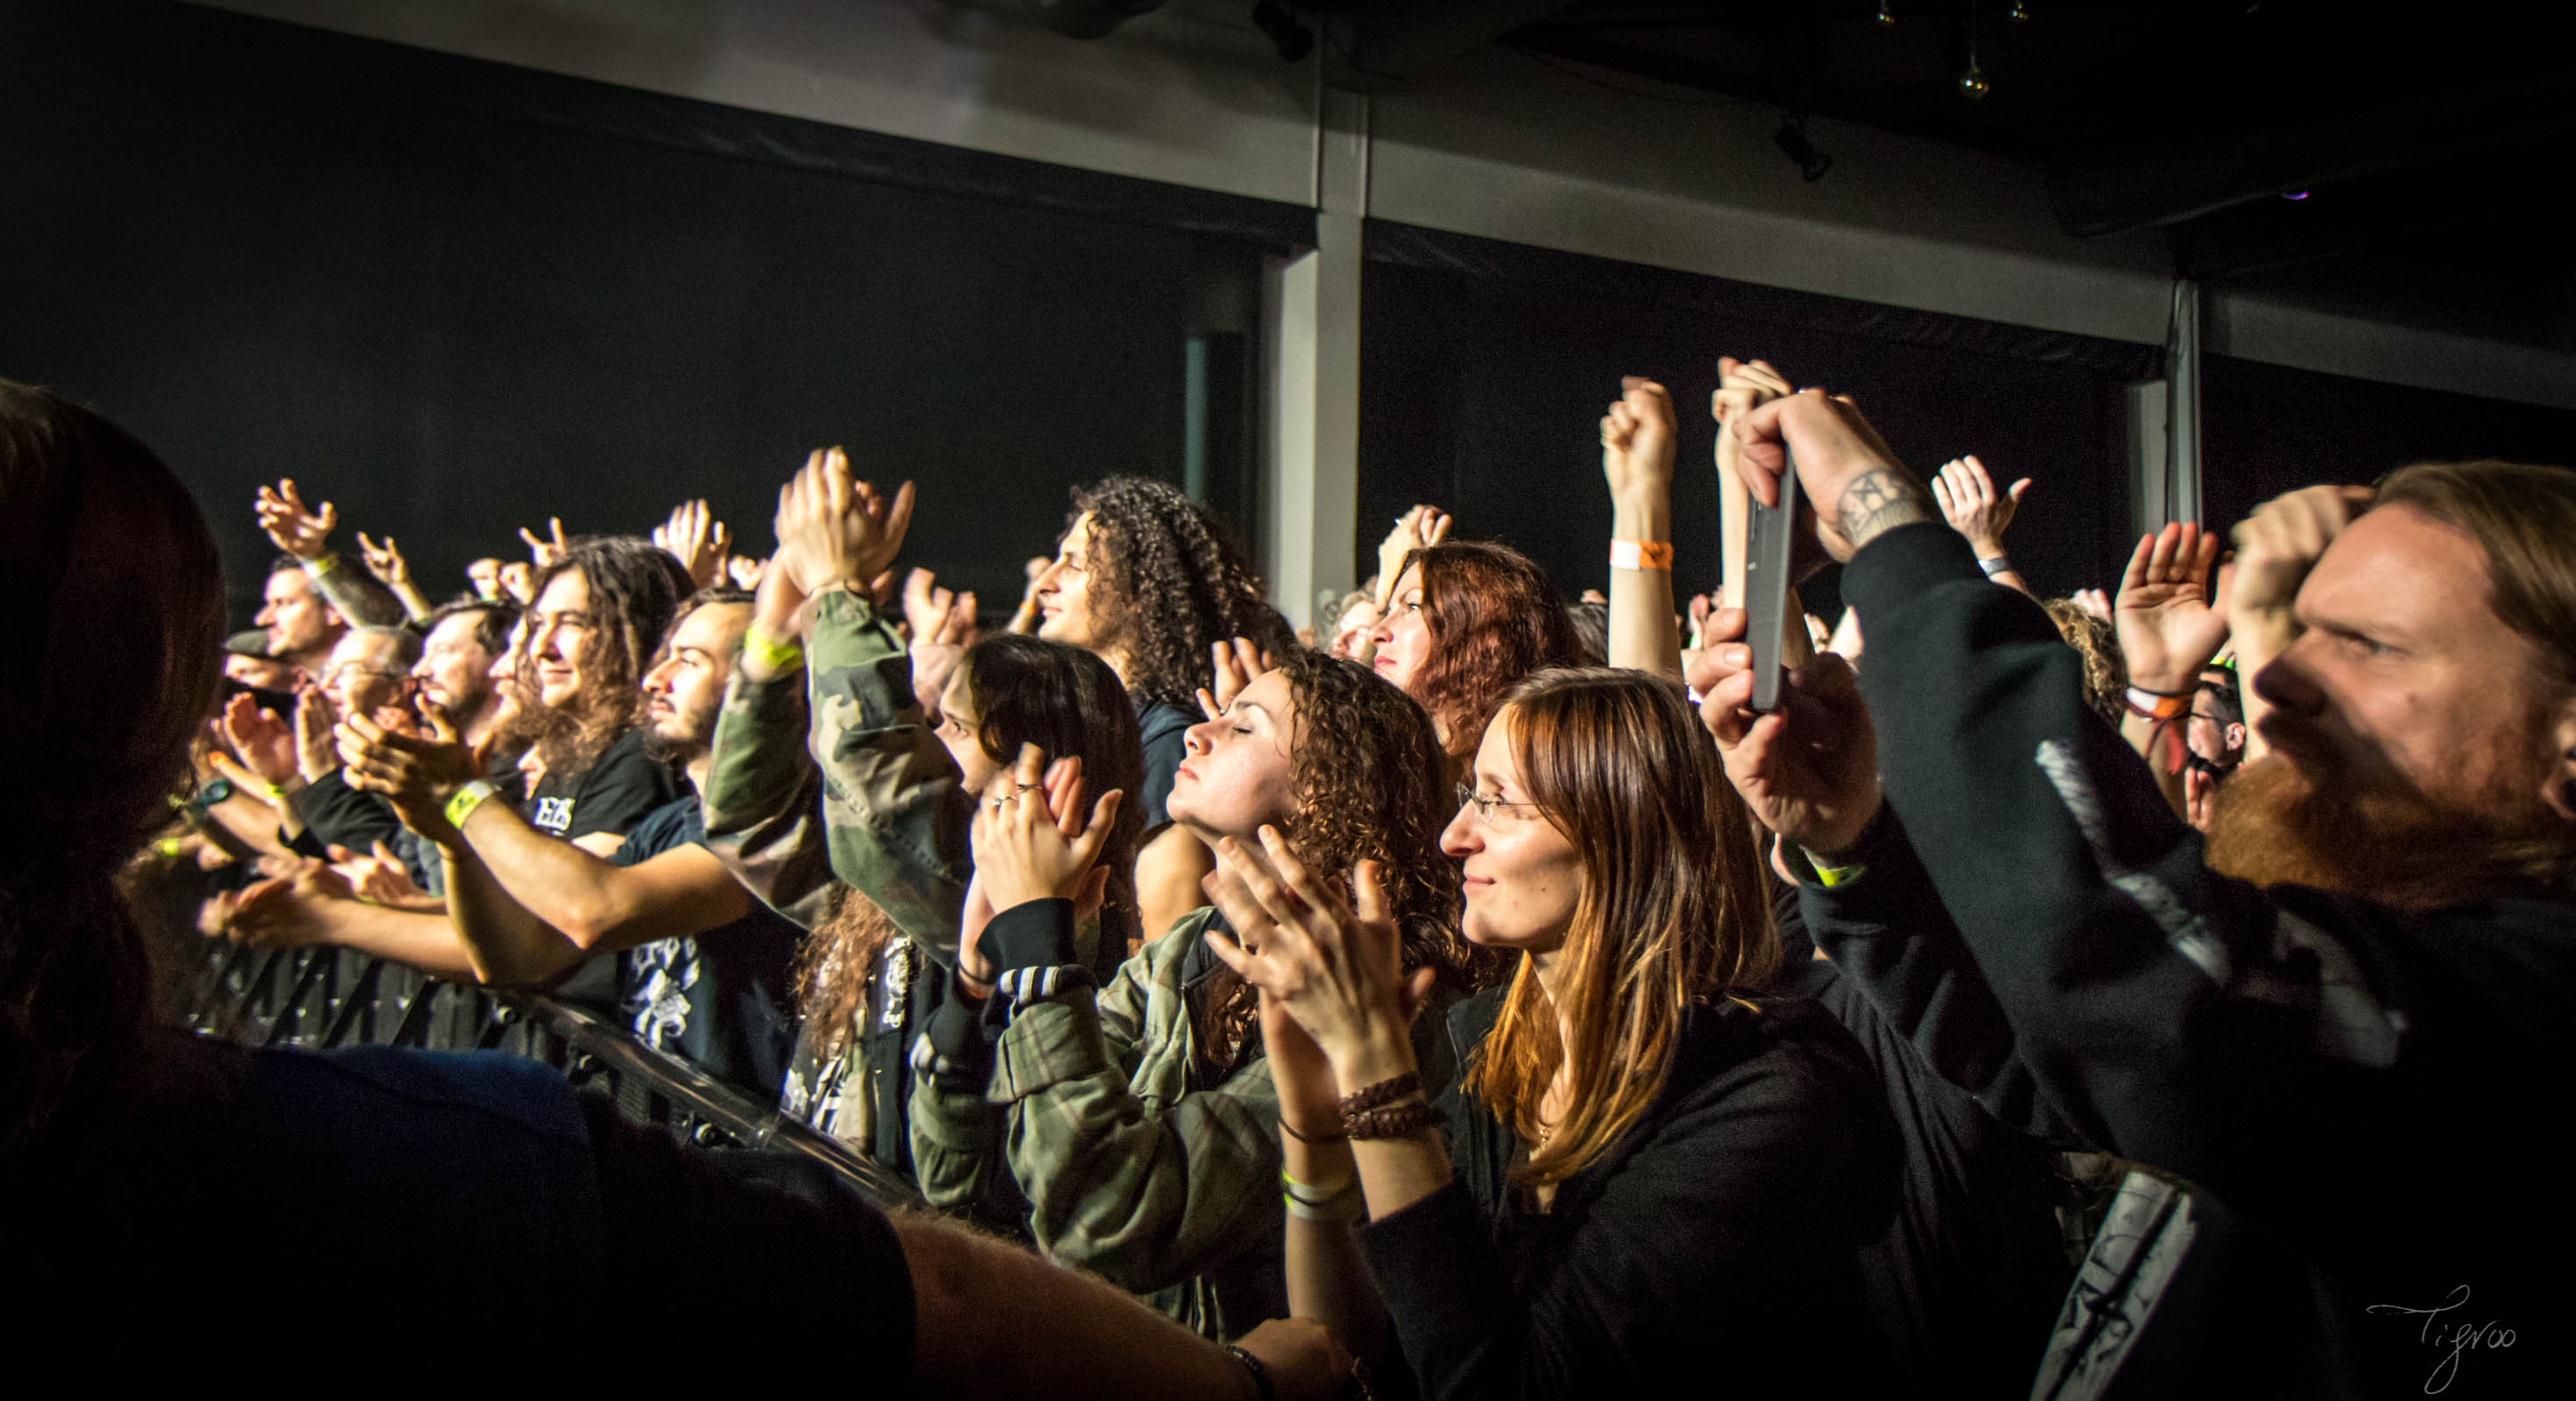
left=1209, top=667, right=1900, bottom=1397
left=908, top=647, right=1494, bottom=1341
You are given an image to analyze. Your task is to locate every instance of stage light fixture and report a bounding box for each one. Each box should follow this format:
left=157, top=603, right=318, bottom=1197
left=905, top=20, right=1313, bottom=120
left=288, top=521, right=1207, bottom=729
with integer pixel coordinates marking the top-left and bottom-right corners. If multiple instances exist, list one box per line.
left=1875, top=3, right=1895, bottom=24
left=1251, top=2, right=1313, bottom=62
left=1774, top=115, right=1833, bottom=182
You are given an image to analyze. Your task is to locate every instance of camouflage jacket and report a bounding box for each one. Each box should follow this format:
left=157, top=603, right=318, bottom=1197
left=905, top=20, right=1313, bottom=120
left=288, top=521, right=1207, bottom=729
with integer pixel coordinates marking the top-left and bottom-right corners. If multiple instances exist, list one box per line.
left=700, top=589, right=968, bottom=956
left=908, top=903, right=1286, bottom=1340
left=700, top=591, right=970, bottom=1161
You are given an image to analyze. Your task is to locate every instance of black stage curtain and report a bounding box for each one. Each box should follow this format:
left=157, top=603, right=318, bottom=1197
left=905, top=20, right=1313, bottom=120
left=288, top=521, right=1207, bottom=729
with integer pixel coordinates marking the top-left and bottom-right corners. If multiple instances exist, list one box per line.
left=1361, top=222, right=2159, bottom=615
left=2201, top=356, right=2576, bottom=534
left=0, top=1, right=1302, bottom=624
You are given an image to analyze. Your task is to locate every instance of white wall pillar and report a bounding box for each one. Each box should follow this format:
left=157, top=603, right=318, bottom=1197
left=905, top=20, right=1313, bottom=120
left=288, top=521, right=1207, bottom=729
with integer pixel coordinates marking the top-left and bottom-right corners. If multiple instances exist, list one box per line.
left=1262, top=84, right=1366, bottom=628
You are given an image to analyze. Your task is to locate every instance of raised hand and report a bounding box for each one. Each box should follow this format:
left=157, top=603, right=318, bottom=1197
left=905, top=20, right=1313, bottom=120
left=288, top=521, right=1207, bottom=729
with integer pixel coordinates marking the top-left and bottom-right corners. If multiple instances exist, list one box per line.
left=496, top=560, right=534, bottom=606
left=1686, top=605, right=1883, bottom=854
left=1599, top=377, right=1676, bottom=500
left=1724, top=381, right=1932, bottom=565
left=253, top=478, right=337, bottom=561
left=1931, top=455, right=2031, bottom=559
left=1195, top=636, right=1273, bottom=722
left=773, top=447, right=914, bottom=596
left=1203, top=830, right=1433, bottom=1076
left=653, top=498, right=731, bottom=590
left=2071, top=587, right=2113, bottom=622
left=219, top=692, right=299, bottom=786
left=2229, top=484, right=2374, bottom=647
left=352, top=531, right=411, bottom=588
left=904, top=568, right=979, bottom=715
left=726, top=554, right=766, bottom=590
left=516, top=517, right=572, bottom=570
left=2114, top=522, right=2231, bottom=693
left=466, top=557, right=505, bottom=602
left=1374, top=504, right=1452, bottom=603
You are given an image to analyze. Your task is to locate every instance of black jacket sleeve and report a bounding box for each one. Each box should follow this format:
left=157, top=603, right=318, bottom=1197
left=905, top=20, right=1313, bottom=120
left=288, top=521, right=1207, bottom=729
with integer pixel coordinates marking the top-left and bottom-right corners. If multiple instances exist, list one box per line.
left=293, top=769, right=405, bottom=855
left=1793, top=809, right=2084, bottom=1146
left=1838, top=521, right=2576, bottom=1269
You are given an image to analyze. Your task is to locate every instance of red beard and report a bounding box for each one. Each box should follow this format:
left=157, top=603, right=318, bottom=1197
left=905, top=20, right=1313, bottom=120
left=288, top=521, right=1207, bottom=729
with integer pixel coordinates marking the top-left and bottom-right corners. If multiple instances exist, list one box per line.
left=2204, top=749, right=2572, bottom=912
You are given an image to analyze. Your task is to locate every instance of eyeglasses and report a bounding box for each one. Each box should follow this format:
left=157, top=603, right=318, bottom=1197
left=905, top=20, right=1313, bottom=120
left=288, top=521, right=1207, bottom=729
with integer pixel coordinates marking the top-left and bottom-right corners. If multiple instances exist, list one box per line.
left=1456, top=783, right=1543, bottom=827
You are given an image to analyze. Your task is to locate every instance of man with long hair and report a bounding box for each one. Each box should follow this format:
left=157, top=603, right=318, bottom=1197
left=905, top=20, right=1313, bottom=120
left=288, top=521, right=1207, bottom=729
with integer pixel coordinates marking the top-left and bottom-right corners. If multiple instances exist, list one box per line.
left=1697, top=381, right=2575, bottom=1397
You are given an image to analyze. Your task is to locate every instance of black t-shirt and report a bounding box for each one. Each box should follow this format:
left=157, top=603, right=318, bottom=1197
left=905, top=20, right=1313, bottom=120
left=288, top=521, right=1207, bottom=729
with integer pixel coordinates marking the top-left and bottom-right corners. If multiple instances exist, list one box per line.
left=524, top=728, right=683, bottom=844
left=611, top=798, right=803, bottom=1099
left=525, top=729, right=679, bottom=1014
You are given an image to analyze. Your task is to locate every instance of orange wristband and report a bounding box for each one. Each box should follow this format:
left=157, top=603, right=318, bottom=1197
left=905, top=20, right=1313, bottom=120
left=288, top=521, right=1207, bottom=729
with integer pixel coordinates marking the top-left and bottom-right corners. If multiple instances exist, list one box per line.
left=1610, top=539, right=1675, bottom=571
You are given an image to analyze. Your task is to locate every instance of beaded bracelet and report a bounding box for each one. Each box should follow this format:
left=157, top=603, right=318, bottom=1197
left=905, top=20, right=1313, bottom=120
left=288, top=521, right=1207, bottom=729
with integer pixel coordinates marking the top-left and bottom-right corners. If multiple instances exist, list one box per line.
left=1344, top=1098, right=1443, bottom=1141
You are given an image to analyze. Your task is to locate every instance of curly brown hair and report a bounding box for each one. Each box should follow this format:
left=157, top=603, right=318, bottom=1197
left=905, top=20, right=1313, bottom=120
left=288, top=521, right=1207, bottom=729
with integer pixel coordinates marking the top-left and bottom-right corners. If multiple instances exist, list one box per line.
left=1191, top=650, right=1506, bottom=1075
left=1069, top=477, right=1272, bottom=710
left=1401, top=540, right=1585, bottom=765
left=2039, top=597, right=2126, bottom=727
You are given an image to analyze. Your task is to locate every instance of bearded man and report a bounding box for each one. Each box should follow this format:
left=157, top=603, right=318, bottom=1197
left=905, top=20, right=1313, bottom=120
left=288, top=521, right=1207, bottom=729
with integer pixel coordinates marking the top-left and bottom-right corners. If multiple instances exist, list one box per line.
left=1695, top=377, right=2572, bottom=1400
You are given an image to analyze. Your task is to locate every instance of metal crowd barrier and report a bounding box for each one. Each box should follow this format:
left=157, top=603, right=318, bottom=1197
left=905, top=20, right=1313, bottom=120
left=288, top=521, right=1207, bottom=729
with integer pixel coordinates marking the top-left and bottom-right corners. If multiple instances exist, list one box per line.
left=183, top=941, right=922, bottom=1211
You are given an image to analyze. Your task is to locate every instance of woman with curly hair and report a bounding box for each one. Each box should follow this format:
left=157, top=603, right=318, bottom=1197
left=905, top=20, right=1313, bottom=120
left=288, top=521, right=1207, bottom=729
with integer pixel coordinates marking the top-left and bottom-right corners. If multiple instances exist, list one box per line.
left=1033, top=476, right=1275, bottom=830
left=1370, top=539, right=1585, bottom=771
left=1210, top=668, right=1900, bottom=1397
left=907, top=648, right=1486, bottom=1340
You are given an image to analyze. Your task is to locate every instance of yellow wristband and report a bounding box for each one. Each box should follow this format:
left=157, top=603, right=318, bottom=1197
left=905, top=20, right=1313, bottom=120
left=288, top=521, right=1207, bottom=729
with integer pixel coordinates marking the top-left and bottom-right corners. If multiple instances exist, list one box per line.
left=154, top=837, right=186, bottom=858
left=744, top=628, right=804, bottom=676
left=305, top=552, right=339, bottom=575
left=443, top=778, right=498, bottom=831
left=1804, top=850, right=1867, bottom=888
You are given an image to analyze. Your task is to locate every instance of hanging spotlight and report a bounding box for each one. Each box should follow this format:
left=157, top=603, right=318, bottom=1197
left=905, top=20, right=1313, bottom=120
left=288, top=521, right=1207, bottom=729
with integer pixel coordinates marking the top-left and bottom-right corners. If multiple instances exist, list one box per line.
left=1958, top=0, right=1992, bottom=101
left=2008, top=1, right=2030, bottom=20
left=1875, top=2, right=1896, bottom=24
left=1774, top=114, right=1833, bottom=182
left=1250, top=2, right=1312, bottom=62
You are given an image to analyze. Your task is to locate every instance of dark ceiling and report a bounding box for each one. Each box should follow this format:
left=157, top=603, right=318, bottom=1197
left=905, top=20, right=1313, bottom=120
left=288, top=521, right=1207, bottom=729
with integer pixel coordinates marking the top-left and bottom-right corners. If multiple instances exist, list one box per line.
left=1263, top=0, right=2576, bottom=347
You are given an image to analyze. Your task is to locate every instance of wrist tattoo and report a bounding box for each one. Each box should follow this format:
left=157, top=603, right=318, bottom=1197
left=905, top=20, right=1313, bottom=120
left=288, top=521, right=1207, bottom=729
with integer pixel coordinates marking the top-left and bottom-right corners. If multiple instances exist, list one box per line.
left=1837, top=469, right=1936, bottom=551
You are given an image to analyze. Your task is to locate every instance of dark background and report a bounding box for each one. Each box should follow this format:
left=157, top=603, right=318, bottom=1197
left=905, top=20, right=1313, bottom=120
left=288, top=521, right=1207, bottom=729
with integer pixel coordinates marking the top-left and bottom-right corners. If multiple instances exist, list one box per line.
left=1359, top=227, right=2149, bottom=614
left=0, top=3, right=1283, bottom=627
left=9, top=4, right=2576, bottom=637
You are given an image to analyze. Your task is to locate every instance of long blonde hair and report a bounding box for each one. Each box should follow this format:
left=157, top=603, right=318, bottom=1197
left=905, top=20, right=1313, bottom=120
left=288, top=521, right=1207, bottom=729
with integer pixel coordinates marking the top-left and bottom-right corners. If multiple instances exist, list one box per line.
left=1460, top=669, right=1776, bottom=1188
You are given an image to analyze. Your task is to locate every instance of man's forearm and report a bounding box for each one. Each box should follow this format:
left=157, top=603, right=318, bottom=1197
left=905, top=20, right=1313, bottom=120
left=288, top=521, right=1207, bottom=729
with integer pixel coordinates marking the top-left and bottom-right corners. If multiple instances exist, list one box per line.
left=320, top=902, right=481, bottom=982
left=303, top=554, right=407, bottom=627
left=1835, top=469, right=1939, bottom=554
left=441, top=841, right=585, bottom=986
left=455, top=801, right=632, bottom=943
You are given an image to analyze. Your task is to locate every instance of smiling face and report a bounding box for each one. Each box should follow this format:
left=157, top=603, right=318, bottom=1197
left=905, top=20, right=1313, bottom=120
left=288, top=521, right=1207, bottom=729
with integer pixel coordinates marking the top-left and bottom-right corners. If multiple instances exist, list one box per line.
left=1370, top=561, right=1431, bottom=694
left=640, top=602, right=749, bottom=760
left=1034, top=511, right=1104, bottom=651
left=525, top=568, right=594, bottom=710
left=412, top=611, right=496, bottom=719
left=1167, top=668, right=1301, bottom=845
left=1440, top=708, right=1584, bottom=954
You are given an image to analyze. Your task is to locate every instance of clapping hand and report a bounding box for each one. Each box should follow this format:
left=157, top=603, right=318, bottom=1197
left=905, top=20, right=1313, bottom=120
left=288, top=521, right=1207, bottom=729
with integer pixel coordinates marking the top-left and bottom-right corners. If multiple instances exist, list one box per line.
left=773, top=447, right=912, bottom=598
left=1196, top=637, right=1273, bottom=721
left=211, top=855, right=356, bottom=949
left=1203, top=829, right=1433, bottom=1074
left=958, top=745, right=1123, bottom=990
left=218, top=692, right=299, bottom=786
left=2114, top=522, right=2231, bottom=694
left=1687, top=604, right=1883, bottom=854
left=903, top=567, right=979, bottom=716
left=337, top=709, right=483, bottom=841
left=254, top=478, right=337, bottom=560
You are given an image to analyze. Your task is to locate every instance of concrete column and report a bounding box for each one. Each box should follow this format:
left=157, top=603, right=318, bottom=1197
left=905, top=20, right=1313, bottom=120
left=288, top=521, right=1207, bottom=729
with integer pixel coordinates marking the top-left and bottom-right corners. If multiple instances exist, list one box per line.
left=1262, top=85, right=1367, bottom=629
